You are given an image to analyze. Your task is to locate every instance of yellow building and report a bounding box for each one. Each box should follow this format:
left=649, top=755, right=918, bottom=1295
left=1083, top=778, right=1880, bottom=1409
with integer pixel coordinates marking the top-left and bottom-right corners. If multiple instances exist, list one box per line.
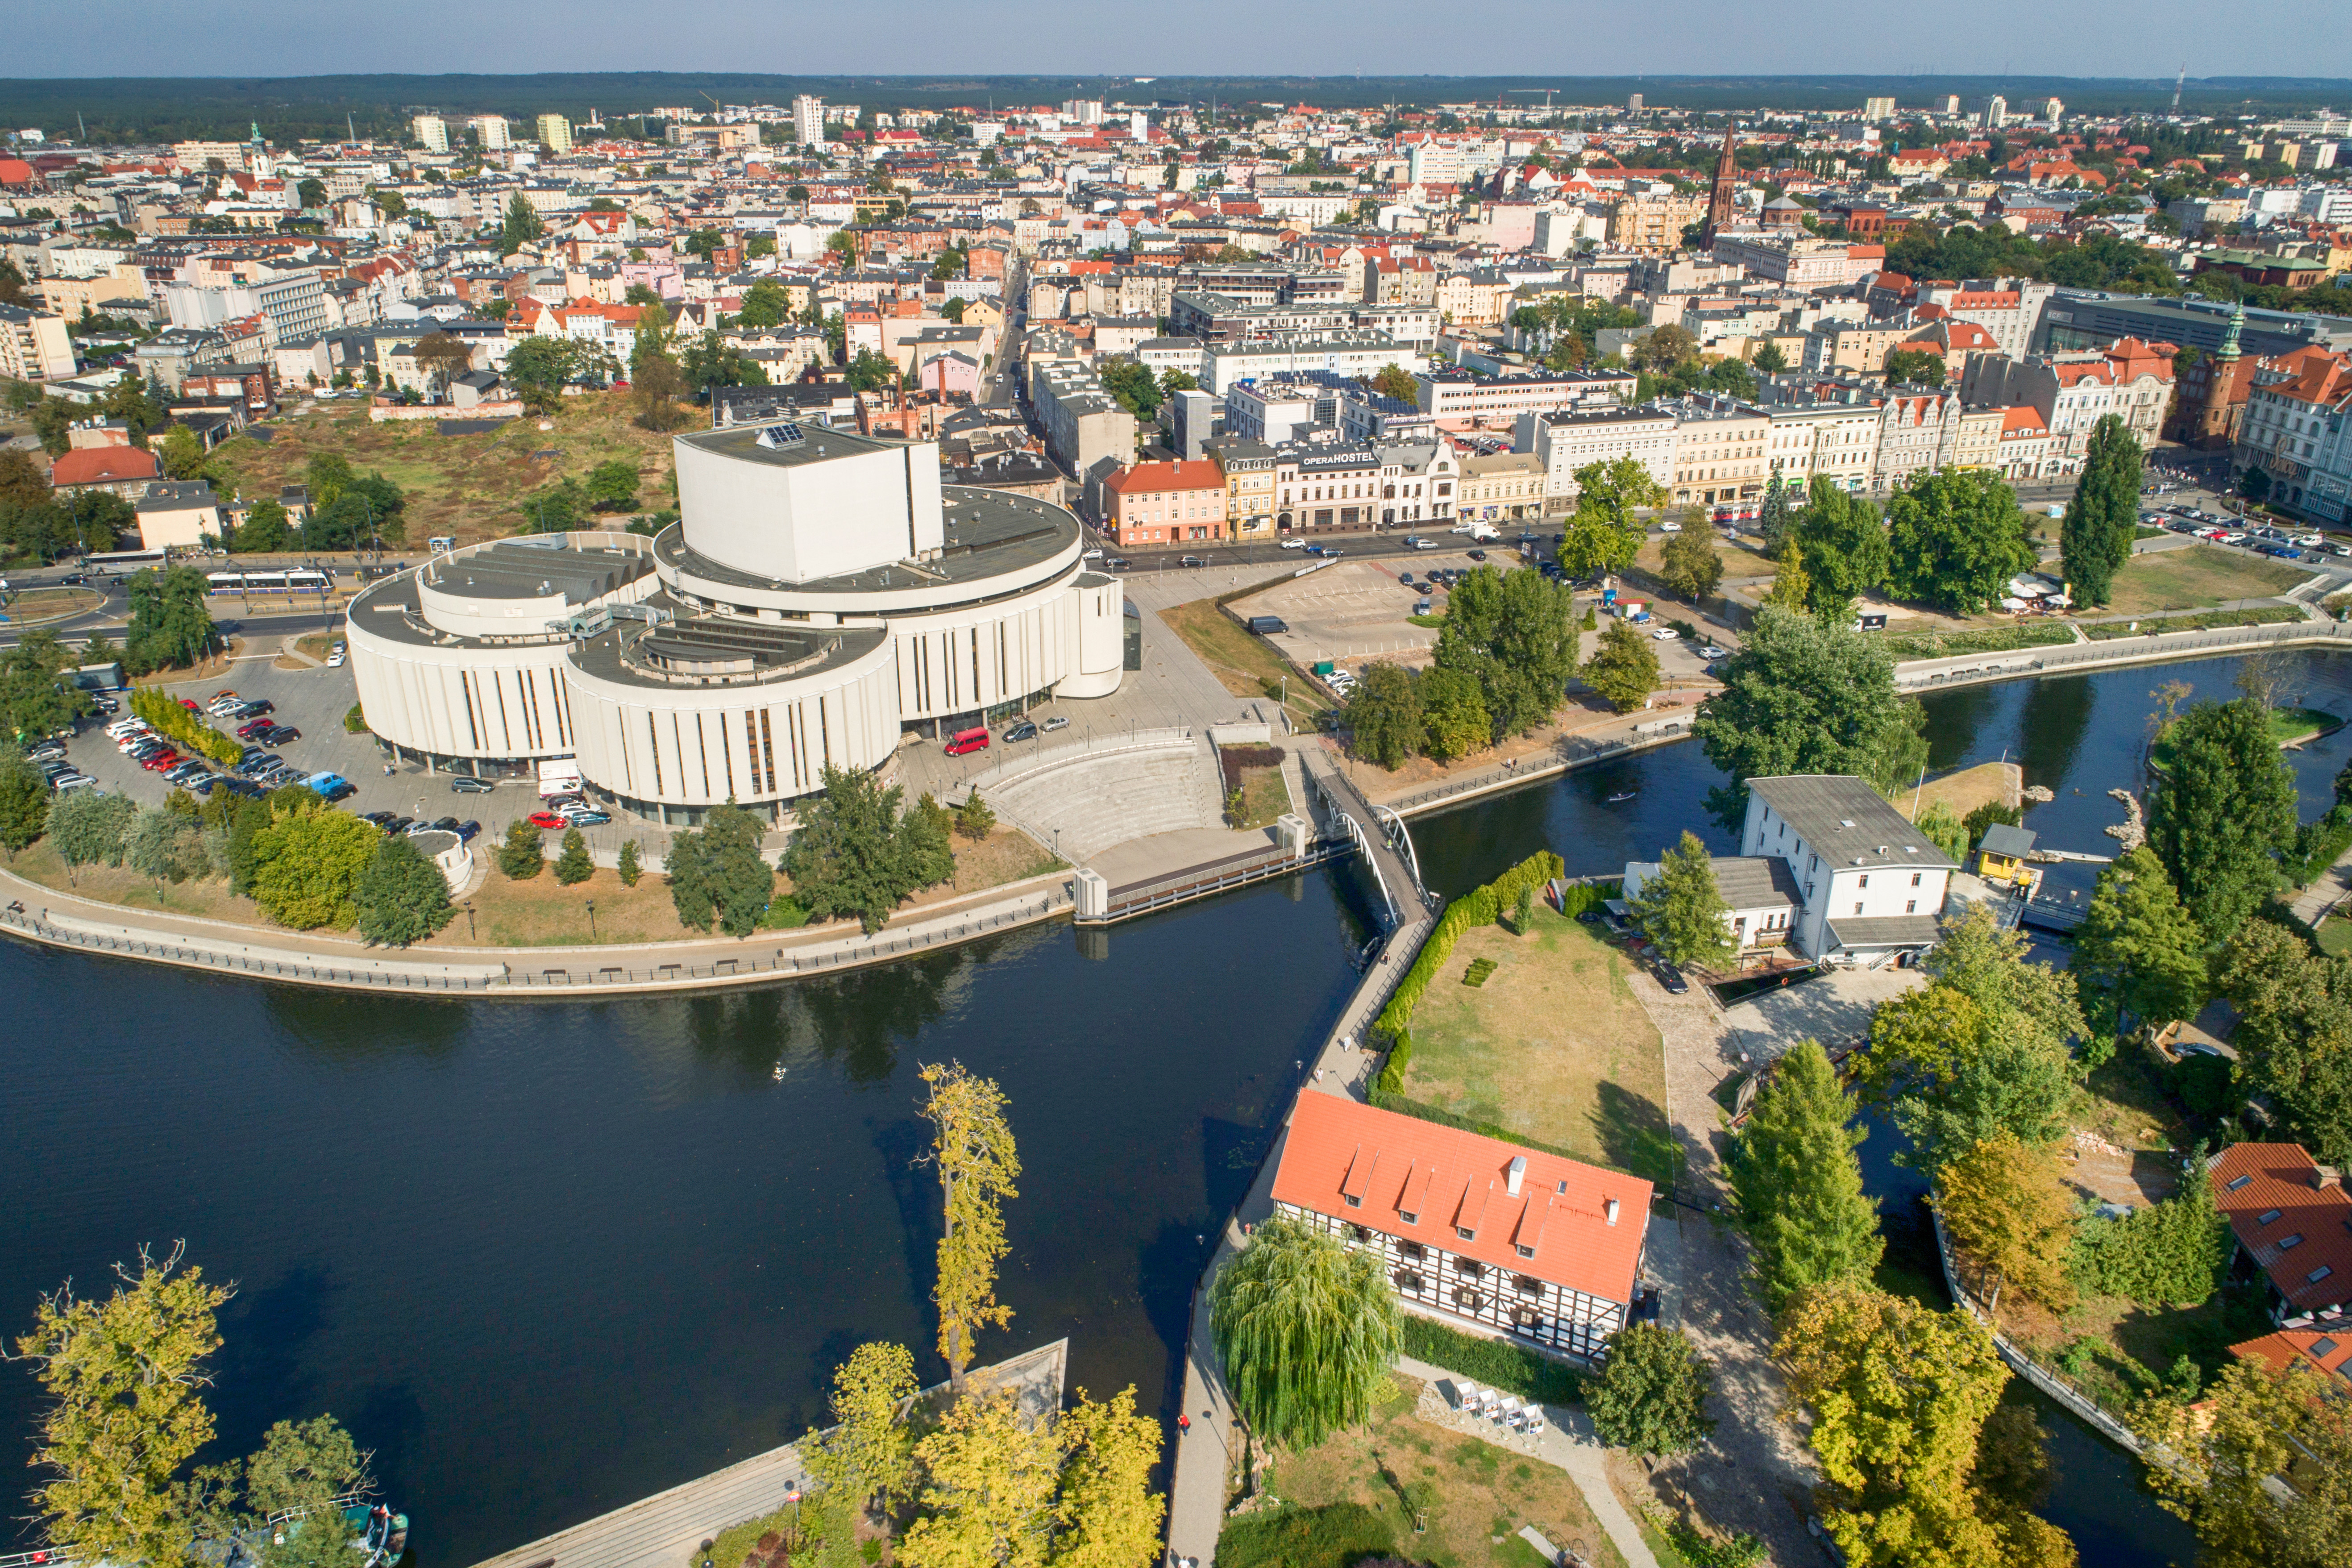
left=1213, top=439, right=1279, bottom=537
left=1974, top=823, right=2040, bottom=891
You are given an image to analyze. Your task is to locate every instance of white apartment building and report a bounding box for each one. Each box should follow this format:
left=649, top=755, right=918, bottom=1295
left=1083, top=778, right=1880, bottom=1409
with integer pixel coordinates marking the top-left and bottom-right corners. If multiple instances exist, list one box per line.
left=411, top=115, right=449, bottom=154
left=1708, top=234, right=1885, bottom=293
left=1764, top=399, right=1882, bottom=493
left=1197, top=333, right=1427, bottom=396
left=537, top=116, right=573, bottom=154
left=793, top=96, right=827, bottom=146
left=470, top=116, right=511, bottom=151
left=0, top=304, right=75, bottom=383
left=1737, top=774, right=1956, bottom=961
left=1513, top=406, right=1679, bottom=513
left=1668, top=396, right=1771, bottom=508
left=1417, top=368, right=1634, bottom=423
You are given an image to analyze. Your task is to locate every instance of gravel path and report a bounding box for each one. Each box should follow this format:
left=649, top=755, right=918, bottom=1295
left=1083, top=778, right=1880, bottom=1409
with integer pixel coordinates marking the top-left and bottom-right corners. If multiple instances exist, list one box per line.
left=1628, top=967, right=1828, bottom=1566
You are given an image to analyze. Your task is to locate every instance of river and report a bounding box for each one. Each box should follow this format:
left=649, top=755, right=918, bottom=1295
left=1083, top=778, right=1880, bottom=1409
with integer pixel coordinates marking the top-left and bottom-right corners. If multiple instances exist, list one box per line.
left=12, top=651, right=2348, bottom=1568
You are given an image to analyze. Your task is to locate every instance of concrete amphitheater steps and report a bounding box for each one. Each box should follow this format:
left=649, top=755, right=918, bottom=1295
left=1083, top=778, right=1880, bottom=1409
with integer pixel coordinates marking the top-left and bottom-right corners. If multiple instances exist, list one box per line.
left=979, top=744, right=1223, bottom=862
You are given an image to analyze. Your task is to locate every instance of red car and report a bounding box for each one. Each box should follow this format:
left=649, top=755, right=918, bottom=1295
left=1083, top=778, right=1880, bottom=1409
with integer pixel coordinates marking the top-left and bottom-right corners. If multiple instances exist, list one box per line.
left=140, top=750, right=183, bottom=771
left=177, top=698, right=200, bottom=711
left=527, top=811, right=567, bottom=830
left=237, top=720, right=272, bottom=738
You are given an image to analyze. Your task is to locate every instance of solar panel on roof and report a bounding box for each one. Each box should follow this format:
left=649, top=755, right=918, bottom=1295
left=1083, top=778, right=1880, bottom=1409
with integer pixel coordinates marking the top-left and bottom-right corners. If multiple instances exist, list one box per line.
left=753, top=422, right=805, bottom=449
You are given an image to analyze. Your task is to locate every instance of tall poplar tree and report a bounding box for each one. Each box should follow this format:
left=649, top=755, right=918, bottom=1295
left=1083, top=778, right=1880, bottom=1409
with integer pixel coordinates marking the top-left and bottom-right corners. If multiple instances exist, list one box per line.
left=1728, top=1039, right=1883, bottom=1311
left=2059, top=415, right=2142, bottom=607
left=2145, top=699, right=2299, bottom=944
left=917, top=1062, right=1021, bottom=1396
left=2070, top=845, right=2207, bottom=1035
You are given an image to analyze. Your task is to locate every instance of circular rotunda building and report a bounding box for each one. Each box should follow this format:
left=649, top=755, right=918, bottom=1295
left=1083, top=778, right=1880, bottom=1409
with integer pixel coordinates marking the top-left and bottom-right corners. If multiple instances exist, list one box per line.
left=347, top=424, right=1126, bottom=824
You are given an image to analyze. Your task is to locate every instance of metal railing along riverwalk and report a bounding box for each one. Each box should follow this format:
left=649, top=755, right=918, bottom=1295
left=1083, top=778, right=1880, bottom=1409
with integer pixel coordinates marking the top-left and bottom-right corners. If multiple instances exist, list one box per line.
left=1381, top=722, right=1694, bottom=816
left=1896, top=617, right=2352, bottom=691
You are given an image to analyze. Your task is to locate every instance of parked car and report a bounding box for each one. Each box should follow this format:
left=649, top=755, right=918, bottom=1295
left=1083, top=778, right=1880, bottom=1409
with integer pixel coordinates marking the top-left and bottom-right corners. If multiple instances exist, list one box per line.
left=1004, top=720, right=1040, bottom=743
left=425, top=816, right=461, bottom=834
left=455, top=821, right=482, bottom=843
left=51, top=774, right=97, bottom=792
left=326, top=652, right=345, bottom=667
left=527, top=811, right=568, bottom=829
left=380, top=817, right=413, bottom=836
left=1652, top=627, right=1679, bottom=641
left=358, top=811, right=395, bottom=828
left=237, top=720, right=274, bottom=739
left=1280, top=537, right=1307, bottom=549
left=561, top=809, right=611, bottom=826
left=1466, top=549, right=1487, bottom=561
left=235, top=700, right=274, bottom=717
left=140, top=751, right=184, bottom=772
left=1042, top=715, right=1070, bottom=732
left=1652, top=961, right=1690, bottom=995
left=1700, top=645, right=1729, bottom=659
left=176, top=698, right=199, bottom=712
left=450, top=776, right=496, bottom=794
left=1658, top=520, right=1683, bottom=532
left=257, top=725, right=301, bottom=744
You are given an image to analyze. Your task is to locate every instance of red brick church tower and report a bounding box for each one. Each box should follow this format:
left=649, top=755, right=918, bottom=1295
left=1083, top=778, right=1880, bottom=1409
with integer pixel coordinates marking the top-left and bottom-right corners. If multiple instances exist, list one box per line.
left=1701, top=124, right=1739, bottom=246
left=2195, top=300, right=2247, bottom=447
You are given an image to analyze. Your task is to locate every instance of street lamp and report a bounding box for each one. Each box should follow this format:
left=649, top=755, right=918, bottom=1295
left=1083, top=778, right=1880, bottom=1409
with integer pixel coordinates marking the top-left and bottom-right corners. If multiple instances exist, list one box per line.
left=586, top=898, right=597, bottom=942
left=463, top=901, right=476, bottom=941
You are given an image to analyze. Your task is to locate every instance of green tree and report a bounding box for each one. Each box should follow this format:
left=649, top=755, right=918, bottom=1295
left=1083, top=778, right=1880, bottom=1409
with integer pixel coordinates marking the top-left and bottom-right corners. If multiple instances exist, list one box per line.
left=1692, top=605, right=1925, bottom=828
left=264, top=1509, right=365, bottom=1568
left=1633, top=831, right=1737, bottom=969
left=1754, top=341, right=1791, bottom=374
left=1431, top=566, right=1579, bottom=738
left=295, top=177, right=328, bottom=211
left=1787, top=478, right=1888, bottom=620
left=553, top=826, right=594, bottom=886
left=665, top=802, right=775, bottom=935
left=1210, top=1215, right=1400, bottom=1448
left=2059, top=415, right=2142, bottom=606
left=503, top=336, right=586, bottom=414
left=2214, top=921, right=2352, bottom=1166
left=0, top=751, right=50, bottom=851
left=0, top=628, right=92, bottom=743
left=1913, top=800, right=1969, bottom=865
left=1581, top=615, right=1661, bottom=714
left=157, top=425, right=206, bottom=480
left=244, top=1414, right=372, bottom=1515
left=736, top=278, right=792, bottom=328
left=125, top=806, right=206, bottom=884
left=499, top=191, right=545, bottom=253
left=1367, top=362, right=1418, bottom=402
left=785, top=765, right=954, bottom=934
left=12, top=1244, right=233, bottom=1568
left=2145, top=698, right=2298, bottom=944
left=1775, top=1284, right=2072, bottom=1568
left=1729, top=1040, right=1884, bottom=1311
left=2070, top=845, right=2207, bottom=1035
left=499, top=819, right=544, bottom=879
left=1882, top=346, right=1950, bottom=386
left=956, top=789, right=997, bottom=841
left=583, top=460, right=640, bottom=512
left=1659, top=527, right=1724, bottom=602
left=2072, top=1176, right=2229, bottom=1306
left=353, top=833, right=455, bottom=946
left=234, top=498, right=290, bottom=553
left=2140, top=1357, right=2352, bottom=1568
left=1416, top=665, right=1490, bottom=762
left=917, top=1061, right=1022, bottom=1396
left=615, top=839, right=641, bottom=886
left=49, top=787, right=135, bottom=871
left=124, top=566, right=224, bottom=671
left=250, top=809, right=379, bottom=929
left=1558, top=455, right=1668, bottom=575
left=1756, top=478, right=1798, bottom=560
left=1884, top=470, right=2038, bottom=616
left=1587, top=1323, right=1716, bottom=1457
left=1344, top=661, right=1424, bottom=768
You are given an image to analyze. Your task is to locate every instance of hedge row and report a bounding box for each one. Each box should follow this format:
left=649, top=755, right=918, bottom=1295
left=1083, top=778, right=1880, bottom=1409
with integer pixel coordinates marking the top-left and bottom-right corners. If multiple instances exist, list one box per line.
left=129, top=688, right=243, bottom=767
left=1371, top=850, right=1567, bottom=1093
left=1398, top=1313, right=1584, bottom=1406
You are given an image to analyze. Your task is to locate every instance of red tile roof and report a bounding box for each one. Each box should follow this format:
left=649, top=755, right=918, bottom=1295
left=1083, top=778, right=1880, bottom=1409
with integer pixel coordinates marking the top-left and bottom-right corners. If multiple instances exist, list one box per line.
left=50, top=446, right=161, bottom=487
left=1103, top=459, right=1226, bottom=495
left=2211, top=1143, right=2352, bottom=1313
left=2231, top=1327, right=2352, bottom=1381
left=1272, top=1094, right=1651, bottom=1307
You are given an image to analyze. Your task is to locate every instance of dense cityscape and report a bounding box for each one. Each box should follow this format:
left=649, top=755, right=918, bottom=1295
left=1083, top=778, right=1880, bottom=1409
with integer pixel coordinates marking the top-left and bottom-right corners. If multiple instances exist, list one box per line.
left=4, top=59, right=2352, bottom=1568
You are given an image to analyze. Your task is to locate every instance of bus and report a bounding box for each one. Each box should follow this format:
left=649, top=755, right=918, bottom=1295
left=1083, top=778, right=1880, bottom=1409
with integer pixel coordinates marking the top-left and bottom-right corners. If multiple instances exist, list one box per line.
left=206, top=568, right=333, bottom=597
left=82, top=548, right=168, bottom=572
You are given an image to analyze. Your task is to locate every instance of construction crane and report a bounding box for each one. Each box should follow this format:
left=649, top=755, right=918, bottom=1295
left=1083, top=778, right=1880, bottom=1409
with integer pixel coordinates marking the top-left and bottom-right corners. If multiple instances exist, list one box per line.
left=2171, top=66, right=2185, bottom=114
left=1505, top=88, right=1563, bottom=112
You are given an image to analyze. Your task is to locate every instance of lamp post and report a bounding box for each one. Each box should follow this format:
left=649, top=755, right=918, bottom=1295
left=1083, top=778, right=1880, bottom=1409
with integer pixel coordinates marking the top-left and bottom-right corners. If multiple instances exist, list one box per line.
left=463, top=901, right=475, bottom=942
left=586, top=898, right=597, bottom=942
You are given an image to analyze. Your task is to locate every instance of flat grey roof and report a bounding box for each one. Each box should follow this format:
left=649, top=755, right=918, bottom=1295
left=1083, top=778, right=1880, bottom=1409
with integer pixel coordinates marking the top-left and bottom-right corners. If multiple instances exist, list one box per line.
left=1749, top=774, right=1959, bottom=871
left=1711, top=856, right=1807, bottom=910
left=660, top=484, right=1077, bottom=595
left=1978, top=823, right=2037, bottom=857
left=1828, top=915, right=1945, bottom=950
left=677, top=421, right=906, bottom=472
left=421, top=540, right=655, bottom=603
left=567, top=601, right=887, bottom=692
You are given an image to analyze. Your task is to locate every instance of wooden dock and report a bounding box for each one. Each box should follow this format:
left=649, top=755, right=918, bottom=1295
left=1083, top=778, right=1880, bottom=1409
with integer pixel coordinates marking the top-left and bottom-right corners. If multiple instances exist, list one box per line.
left=465, top=1340, right=1068, bottom=1568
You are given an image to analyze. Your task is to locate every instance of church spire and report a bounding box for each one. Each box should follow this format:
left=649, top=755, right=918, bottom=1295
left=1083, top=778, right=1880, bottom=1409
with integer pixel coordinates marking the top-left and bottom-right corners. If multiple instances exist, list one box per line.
left=2217, top=299, right=2245, bottom=362
left=1702, top=122, right=1739, bottom=248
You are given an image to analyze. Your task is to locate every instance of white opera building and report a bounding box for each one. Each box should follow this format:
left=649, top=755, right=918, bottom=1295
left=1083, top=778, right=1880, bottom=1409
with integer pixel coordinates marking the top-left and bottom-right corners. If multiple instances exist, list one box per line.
left=346, top=423, right=1127, bottom=824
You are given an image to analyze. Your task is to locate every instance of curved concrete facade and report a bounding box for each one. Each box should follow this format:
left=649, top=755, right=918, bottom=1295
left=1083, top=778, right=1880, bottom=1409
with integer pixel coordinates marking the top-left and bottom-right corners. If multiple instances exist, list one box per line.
left=347, top=426, right=1123, bottom=824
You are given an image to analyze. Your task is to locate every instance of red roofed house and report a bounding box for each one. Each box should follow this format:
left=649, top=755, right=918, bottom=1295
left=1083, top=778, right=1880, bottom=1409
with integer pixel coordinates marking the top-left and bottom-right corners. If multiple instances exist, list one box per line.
left=49, top=444, right=162, bottom=499
left=1995, top=405, right=2055, bottom=481
left=1959, top=337, right=2176, bottom=470
left=2229, top=1325, right=2352, bottom=1386
left=1101, top=459, right=1226, bottom=546
left=2211, top=1142, right=2352, bottom=1325
left=1905, top=314, right=2003, bottom=380
left=1271, top=1093, right=1653, bottom=1360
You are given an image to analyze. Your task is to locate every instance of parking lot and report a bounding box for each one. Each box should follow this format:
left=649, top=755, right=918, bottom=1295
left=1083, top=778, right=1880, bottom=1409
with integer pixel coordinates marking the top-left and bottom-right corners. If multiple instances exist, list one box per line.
left=2144, top=503, right=2351, bottom=566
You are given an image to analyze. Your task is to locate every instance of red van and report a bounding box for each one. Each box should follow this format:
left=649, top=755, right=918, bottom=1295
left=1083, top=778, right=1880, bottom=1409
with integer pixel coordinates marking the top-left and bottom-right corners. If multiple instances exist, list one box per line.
left=944, top=727, right=991, bottom=757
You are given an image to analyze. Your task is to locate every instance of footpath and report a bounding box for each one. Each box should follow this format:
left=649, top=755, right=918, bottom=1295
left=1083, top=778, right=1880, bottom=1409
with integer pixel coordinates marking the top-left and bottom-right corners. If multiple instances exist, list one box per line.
left=0, top=863, right=1072, bottom=998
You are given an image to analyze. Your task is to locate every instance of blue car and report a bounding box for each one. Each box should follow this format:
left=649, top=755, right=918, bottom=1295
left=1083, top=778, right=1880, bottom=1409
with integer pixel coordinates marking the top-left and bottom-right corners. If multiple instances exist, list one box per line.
left=305, top=771, right=355, bottom=802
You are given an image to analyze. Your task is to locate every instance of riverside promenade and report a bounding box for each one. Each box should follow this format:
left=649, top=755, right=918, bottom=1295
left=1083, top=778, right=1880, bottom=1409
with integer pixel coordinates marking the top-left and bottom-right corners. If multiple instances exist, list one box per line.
left=464, top=1340, right=1066, bottom=1568
left=0, top=864, right=1073, bottom=998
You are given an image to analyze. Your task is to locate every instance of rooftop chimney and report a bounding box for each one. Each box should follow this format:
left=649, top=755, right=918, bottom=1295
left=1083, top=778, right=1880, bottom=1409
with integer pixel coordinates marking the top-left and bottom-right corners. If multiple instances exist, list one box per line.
left=1506, top=1156, right=1525, bottom=1197
left=2318, top=1165, right=2343, bottom=1191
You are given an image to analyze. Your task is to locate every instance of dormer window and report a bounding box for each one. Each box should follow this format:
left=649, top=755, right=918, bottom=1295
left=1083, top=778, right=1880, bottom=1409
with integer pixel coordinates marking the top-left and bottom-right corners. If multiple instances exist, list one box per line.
left=1344, top=1194, right=1361, bottom=1208
left=1456, top=1226, right=1476, bottom=1242
left=1515, top=1244, right=1535, bottom=1259
left=1398, top=1210, right=1417, bottom=1225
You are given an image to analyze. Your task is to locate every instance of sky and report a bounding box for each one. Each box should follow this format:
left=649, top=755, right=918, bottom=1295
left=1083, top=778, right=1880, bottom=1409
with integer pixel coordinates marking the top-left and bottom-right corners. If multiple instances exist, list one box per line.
left=8, top=0, right=2348, bottom=82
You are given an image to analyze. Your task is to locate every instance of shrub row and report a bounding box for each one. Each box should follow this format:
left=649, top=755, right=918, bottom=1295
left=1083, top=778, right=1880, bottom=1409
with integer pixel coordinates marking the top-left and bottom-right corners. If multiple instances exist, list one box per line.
left=1398, top=1313, right=1583, bottom=1406
left=129, top=688, right=244, bottom=767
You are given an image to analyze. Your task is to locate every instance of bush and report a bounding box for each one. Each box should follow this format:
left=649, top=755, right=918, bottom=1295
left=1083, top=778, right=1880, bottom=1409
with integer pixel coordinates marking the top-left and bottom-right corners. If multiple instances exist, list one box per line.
left=354, top=832, right=454, bottom=946
left=554, top=826, right=593, bottom=885
left=616, top=838, right=641, bottom=886
left=343, top=703, right=368, bottom=734
left=1398, top=1314, right=1582, bottom=1406
left=2071, top=1179, right=2231, bottom=1306
left=129, top=688, right=242, bottom=767
left=1215, top=1503, right=1394, bottom=1568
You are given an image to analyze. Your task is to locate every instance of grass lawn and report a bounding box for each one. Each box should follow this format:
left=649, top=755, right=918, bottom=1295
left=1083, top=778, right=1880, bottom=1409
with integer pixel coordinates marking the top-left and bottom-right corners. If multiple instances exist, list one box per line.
left=2318, top=915, right=2352, bottom=958
left=2153, top=703, right=2336, bottom=771
left=1159, top=596, right=1330, bottom=720
left=1230, top=763, right=1291, bottom=830
left=1875, top=621, right=2078, bottom=661
left=1632, top=533, right=1777, bottom=582
left=1236, top=1371, right=1624, bottom=1568
left=211, top=390, right=678, bottom=549
left=4, top=586, right=104, bottom=623
left=1400, top=904, right=1676, bottom=1184
left=8, top=841, right=258, bottom=921
left=2098, top=545, right=2310, bottom=615
left=2069, top=1046, right=2193, bottom=1154
left=430, top=861, right=701, bottom=947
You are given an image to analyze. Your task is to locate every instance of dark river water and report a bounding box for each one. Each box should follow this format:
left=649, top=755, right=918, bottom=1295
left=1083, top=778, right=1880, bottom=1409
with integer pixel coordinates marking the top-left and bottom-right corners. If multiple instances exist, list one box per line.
left=13, top=651, right=2352, bottom=1568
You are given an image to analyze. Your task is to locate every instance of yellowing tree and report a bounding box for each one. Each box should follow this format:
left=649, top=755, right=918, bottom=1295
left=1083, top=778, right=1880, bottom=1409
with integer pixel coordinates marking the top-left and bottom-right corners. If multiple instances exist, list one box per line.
left=808, top=1341, right=919, bottom=1518
left=1936, top=1134, right=2077, bottom=1313
left=12, top=1243, right=233, bottom=1567
left=896, top=1389, right=1058, bottom=1568
left=918, top=1062, right=1021, bottom=1395
left=1050, top=1386, right=1165, bottom=1568
left=2140, top=1356, right=2352, bottom=1567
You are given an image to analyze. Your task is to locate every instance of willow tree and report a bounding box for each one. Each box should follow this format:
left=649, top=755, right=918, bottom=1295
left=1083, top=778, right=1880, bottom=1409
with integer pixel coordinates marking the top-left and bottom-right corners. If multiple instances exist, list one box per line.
left=917, top=1062, right=1021, bottom=1395
left=1210, top=1216, right=1399, bottom=1447
left=12, top=1243, right=233, bottom=1567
